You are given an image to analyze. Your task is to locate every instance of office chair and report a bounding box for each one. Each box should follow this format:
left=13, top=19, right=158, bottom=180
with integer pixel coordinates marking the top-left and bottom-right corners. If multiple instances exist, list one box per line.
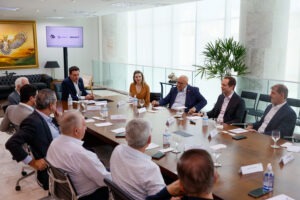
left=104, top=178, right=135, bottom=200
left=248, top=93, right=271, bottom=121
left=15, top=144, right=35, bottom=191
left=231, top=110, right=248, bottom=128
left=150, top=92, right=161, bottom=102
left=240, top=91, right=258, bottom=112
left=46, top=160, right=79, bottom=200
left=286, top=98, right=300, bottom=127
left=53, top=82, right=62, bottom=100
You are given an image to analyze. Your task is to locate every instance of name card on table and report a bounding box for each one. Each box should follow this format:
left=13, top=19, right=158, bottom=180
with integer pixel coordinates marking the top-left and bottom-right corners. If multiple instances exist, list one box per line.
left=166, top=117, right=175, bottom=126
left=280, top=153, right=295, bottom=165
left=137, top=107, right=147, bottom=114
left=85, top=119, right=95, bottom=123
left=110, top=115, right=127, bottom=120
left=111, top=127, right=125, bottom=134
left=95, top=122, right=113, bottom=127
left=240, top=163, right=263, bottom=175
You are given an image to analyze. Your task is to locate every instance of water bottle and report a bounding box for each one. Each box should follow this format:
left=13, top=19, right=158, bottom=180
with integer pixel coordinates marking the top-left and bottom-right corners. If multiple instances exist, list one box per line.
left=263, top=163, right=274, bottom=192
left=67, top=94, right=73, bottom=110
left=163, top=128, right=171, bottom=148
left=133, top=95, right=138, bottom=107
left=100, top=104, right=109, bottom=118
left=202, top=112, right=208, bottom=127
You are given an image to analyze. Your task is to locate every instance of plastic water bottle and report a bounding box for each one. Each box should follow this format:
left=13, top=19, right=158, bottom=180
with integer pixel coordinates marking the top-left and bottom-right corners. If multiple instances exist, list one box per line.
left=163, top=128, right=171, bottom=148
left=202, top=112, right=208, bottom=127
left=100, top=104, right=109, bottom=118
left=67, top=94, right=73, bottom=110
left=133, top=95, right=138, bottom=107
left=263, top=163, right=274, bottom=192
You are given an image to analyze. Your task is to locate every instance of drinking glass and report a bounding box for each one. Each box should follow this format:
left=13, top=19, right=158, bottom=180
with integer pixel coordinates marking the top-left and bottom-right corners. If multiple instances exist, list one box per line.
left=271, top=130, right=280, bottom=148
left=77, top=91, right=82, bottom=100
left=171, top=134, right=181, bottom=154
left=138, top=99, right=145, bottom=107
left=176, top=108, right=184, bottom=120
left=212, top=149, right=222, bottom=167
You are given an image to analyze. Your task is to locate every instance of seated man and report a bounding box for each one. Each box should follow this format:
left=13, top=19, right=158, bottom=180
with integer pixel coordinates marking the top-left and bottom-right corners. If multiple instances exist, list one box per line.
left=61, top=66, right=94, bottom=101
left=146, top=149, right=215, bottom=200
left=5, top=89, right=61, bottom=190
left=8, top=77, right=29, bottom=105
left=110, top=119, right=165, bottom=200
left=47, top=110, right=111, bottom=200
left=0, top=84, right=37, bottom=132
left=202, top=76, right=245, bottom=124
left=152, top=75, right=207, bottom=114
left=247, top=84, right=296, bottom=138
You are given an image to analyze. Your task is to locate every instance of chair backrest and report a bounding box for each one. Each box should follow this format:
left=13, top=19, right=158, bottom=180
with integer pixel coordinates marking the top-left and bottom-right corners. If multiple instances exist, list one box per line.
left=241, top=110, right=247, bottom=123
left=256, top=93, right=271, bottom=110
left=104, top=178, right=135, bottom=200
left=240, top=91, right=258, bottom=109
left=287, top=98, right=300, bottom=122
left=46, top=160, right=78, bottom=200
left=53, top=82, right=62, bottom=100
left=150, top=92, right=161, bottom=102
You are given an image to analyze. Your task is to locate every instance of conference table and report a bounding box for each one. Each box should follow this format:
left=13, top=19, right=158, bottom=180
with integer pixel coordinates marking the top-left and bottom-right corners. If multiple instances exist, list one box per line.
left=61, top=95, right=300, bottom=200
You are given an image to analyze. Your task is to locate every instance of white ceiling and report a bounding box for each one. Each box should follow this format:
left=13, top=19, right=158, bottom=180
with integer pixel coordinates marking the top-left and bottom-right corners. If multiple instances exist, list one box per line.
left=0, top=0, right=195, bottom=19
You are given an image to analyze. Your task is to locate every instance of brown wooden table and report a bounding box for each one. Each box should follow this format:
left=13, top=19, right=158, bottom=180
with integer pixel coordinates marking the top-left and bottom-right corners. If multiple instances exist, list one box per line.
left=60, top=96, right=300, bottom=200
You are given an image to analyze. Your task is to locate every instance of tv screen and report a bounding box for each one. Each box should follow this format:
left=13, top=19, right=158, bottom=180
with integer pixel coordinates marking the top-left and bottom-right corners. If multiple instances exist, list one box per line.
left=46, top=26, right=83, bottom=48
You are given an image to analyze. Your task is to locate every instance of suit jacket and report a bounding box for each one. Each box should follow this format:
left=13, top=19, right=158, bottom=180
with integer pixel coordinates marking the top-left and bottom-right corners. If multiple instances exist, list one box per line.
left=159, top=85, right=207, bottom=112
left=61, top=77, right=88, bottom=101
left=0, top=103, right=33, bottom=132
left=207, top=92, right=246, bottom=124
left=252, top=103, right=296, bottom=138
left=5, top=110, right=58, bottom=190
left=7, top=90, right=20, bottom=105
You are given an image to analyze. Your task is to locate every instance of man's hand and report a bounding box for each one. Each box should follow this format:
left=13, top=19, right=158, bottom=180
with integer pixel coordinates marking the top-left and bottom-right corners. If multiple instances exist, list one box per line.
left=151, top=100, right=159, bottom=107
left=246, top=124, right=257, bottom=132
left=192, top=112, right=203, bottom=117
left=29, top=158, right=47, bottom=171
left=85, top=94, right=94, bottom=100
left=188, top=107, right=196, bottom=114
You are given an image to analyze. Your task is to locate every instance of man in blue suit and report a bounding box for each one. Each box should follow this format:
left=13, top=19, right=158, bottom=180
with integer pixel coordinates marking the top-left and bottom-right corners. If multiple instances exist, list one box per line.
left=152, top=75, right=207, bottom=114
left=247, top=84, right=296, bottom=138
left=61, top=66, right=94, bottom=101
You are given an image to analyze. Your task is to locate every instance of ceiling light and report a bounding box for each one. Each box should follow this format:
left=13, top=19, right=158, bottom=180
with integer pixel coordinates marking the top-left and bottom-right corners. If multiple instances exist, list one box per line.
left=0, top=7, right=20, bottom=11
left=111, top=2, right=141, bottom=7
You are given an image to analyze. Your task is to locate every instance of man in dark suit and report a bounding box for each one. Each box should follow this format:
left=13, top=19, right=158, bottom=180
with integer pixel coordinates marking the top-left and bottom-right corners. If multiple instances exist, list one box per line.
left=247, top=84, right=296, bottom=138
left=151, top=75, right=207, bottom=114
left=5, top=89, right=61, bottom=190
left=205, top=76, right=245, bottom=124
left=61, top=66, right=94, bottom=101
left=7, top=77, right=29, bottom=105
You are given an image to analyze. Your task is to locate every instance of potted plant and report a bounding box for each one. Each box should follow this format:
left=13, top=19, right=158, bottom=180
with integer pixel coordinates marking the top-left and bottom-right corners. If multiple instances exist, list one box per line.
left=194, top=37, right=248, bottom=80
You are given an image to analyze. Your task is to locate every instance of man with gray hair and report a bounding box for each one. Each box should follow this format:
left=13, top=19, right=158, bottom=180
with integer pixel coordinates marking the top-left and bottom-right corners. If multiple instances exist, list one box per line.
left=8, top=76, right=29, bottom=105
left=110, top=119, right=165, bottom=200
left=47, top=111, right=111, bottom=199
left=247, top=84, right=296, bottom=138
left=6, top=89, right=61, bottom=190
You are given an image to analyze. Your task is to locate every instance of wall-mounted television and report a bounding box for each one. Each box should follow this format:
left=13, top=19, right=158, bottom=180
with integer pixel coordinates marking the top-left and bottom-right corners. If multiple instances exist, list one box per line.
left=46, top=26, right=83, bottom=48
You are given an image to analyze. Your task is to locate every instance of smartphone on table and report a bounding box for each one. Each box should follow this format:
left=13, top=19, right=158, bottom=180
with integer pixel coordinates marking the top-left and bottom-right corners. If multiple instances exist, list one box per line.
left=248, top=187, right=270, bottom=198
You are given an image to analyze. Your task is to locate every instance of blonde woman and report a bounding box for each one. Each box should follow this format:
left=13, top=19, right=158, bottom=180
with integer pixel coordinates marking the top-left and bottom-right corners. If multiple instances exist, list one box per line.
left=129, top=70, right=150, bottom=106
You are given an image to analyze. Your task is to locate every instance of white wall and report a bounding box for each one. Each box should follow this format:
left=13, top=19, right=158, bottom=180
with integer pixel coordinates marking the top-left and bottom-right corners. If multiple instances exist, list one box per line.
left=0, top=17, right=100, bottom=80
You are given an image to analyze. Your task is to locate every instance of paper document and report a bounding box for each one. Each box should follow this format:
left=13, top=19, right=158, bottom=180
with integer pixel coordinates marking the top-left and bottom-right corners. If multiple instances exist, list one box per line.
left=87, top=106, right=101, bottom=111
left=173, top=106, right=186, bottom=111
left=210, top=144, right=227, bottom=151
left=111, top=127, right=125, bottom=134
left=147, top=109, right=158, bottom=113
left=95, top=122, right=113, bottom=127
left=159, top=147, right=174, bottom=153
left=92, top=116, right=105, bottom=121
left=186, top=116, right=202, bottom=120
left=266, top=194, right=295, bottom=200
left=95, top=101, right=107, bottom=106
left=152, top=106, right=165, bottom=110
left=287, top=145, right=300, bottom=152
left=110, top=115, right=127, bottom=120
left=85, top=119, right=95, bottom=123
left=146, top=143, right=160, bottom=150
left=229, top=128, right=248, bottom=134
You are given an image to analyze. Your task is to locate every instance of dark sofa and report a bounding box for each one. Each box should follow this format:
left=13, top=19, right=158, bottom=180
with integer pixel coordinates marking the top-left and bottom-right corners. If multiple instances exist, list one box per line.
left=0, top=74, right=53, bottom=99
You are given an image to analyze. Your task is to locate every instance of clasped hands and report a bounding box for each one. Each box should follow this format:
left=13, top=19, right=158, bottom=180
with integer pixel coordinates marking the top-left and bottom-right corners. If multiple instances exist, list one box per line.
left=151, top=101, right=197, bottom=114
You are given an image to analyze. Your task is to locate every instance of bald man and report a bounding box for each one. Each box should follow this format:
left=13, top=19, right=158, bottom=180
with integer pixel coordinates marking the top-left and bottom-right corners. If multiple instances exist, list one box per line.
left=152, top=75, right=207, bottom=114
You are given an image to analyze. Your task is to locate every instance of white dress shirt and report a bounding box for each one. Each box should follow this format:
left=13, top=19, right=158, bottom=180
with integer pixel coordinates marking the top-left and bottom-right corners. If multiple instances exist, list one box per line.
left=47, top=135, right=111, bottom=197
left=258, top=101, right=286, bottom=133
left=110, top=144, right=165, bottom=200
left=171, top=86, right=187, bottom=109
left=217, top=92, right=234, bottom=123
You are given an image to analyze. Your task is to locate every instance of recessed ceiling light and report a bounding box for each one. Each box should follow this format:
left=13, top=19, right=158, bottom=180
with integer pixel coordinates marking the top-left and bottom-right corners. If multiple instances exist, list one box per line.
left=0, top=7, right=20, bottom=11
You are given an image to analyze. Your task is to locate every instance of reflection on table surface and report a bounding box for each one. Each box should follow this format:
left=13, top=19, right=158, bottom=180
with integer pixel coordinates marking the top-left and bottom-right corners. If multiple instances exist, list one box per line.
left=59, top=95, right=300, bottom=200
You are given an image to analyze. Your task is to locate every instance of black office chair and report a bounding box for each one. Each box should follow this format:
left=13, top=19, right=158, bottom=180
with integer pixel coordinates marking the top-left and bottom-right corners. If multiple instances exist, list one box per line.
left=248, top=93, right=271, bottom=121
left=104, top=178, right=135, bottom=200
left=53, top=82, right=62, bottom=100
left=46, top=160, right=79, bottom=200
left=150, top=92, right=161, bottom=102
left=231, top=110, right=248, bottom=128
left=240, top=91, right=258, bottom=112
left=286, top=98, right=300, bottom=127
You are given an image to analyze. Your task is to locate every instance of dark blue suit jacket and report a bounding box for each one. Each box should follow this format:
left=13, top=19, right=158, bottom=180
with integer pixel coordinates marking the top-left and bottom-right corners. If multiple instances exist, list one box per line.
left=61, top=77, right=88, bottom=101
left=207, top=92, right=245, bottom=124
left=159, top=85, right=207, bottom=112
left=252, top=103, right=296, bottom=138
left=5, top=110, right=58, bottom=190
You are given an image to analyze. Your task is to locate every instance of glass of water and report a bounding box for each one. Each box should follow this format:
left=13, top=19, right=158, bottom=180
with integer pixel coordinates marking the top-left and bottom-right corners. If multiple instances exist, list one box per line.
left=271, top=130, right=281, bottom=148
